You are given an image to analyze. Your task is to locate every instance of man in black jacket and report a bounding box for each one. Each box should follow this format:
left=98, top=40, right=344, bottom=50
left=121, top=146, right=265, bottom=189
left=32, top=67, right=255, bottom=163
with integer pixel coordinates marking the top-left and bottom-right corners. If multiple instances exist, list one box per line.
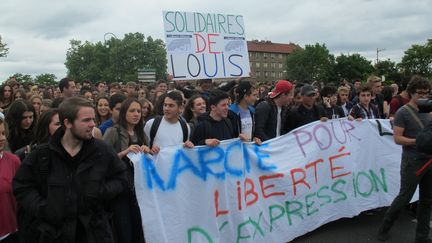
left=254, top=80, right=294, bottom=141
left=13, top=97, right=127, bottom=243
left=286, top=84, right=328, bottom=132
left=191, top=89, right=245, bottom=146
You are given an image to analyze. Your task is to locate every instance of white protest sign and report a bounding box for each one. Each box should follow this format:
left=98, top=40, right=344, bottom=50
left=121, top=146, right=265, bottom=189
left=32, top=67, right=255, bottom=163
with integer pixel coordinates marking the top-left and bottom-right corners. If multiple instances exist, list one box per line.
left=131, top=119, right=406, bottom=242
left=162, top=11, right=250, bottom=80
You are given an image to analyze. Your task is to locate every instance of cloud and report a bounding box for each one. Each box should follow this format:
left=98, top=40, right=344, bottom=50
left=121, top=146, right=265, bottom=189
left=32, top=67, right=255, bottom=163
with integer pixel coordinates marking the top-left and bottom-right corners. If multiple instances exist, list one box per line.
left=1, top=0, right=431, bottom=81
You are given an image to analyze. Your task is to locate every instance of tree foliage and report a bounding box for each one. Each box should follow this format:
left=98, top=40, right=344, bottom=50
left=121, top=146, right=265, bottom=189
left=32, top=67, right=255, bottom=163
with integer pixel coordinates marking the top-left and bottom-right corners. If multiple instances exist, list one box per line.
left=34, top=73, right=57, bottom=86
left=335, top=54, right=374, bottom=81
left=285, top=43, right=336, bottom=83
left=0, top=35, right=9, bottom=57
left=399, top=39, right=432, bottom=77
left=8, top=73, right=57, bottom=86
left=375, top=59, right=403, bottom=83
left=9, top=73, right=33, bottom=84
left=65, top=32, right=167, bottom=83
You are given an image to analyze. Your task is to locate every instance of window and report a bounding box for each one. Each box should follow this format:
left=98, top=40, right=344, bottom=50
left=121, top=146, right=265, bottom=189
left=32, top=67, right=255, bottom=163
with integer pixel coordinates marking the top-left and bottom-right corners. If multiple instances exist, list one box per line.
left=271, top=53, right=275, bottom=59
left=256, top=62, right=260, bottom=68
left=279, top=54, right=283, bottom=59
left=279, top=63, right=283, bottom=68
left=271, top=71, right=275, bottom=77
left=263, top=53, right=267, bottom=59
left=256, top=71, right=261, bottom=77
left=263, top=63, right=268, bottom=68
left=264, top=71, right=268, bottom=78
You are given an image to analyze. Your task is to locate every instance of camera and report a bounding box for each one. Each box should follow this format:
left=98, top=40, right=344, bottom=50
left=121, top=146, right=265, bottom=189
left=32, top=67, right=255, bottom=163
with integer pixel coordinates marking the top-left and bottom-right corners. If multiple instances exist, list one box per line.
left=417, top=98, right=432, bottom=113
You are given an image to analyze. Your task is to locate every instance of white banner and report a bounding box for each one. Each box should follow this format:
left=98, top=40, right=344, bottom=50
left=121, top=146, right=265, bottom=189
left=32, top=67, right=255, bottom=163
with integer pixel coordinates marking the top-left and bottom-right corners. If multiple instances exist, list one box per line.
left=130, top=119, right=405, bottom=243
left=162, top=11, right=251, bottom=80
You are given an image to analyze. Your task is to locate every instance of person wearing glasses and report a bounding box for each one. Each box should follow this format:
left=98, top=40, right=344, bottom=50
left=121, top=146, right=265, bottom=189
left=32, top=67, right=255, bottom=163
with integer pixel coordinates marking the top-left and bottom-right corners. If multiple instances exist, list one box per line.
left=377, top=75, right=432, bottom=243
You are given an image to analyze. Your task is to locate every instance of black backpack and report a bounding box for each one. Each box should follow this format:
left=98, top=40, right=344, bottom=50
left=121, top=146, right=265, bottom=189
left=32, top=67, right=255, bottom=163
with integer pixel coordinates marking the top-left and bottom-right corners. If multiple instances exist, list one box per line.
left=149, top=116, right=189, bottom=148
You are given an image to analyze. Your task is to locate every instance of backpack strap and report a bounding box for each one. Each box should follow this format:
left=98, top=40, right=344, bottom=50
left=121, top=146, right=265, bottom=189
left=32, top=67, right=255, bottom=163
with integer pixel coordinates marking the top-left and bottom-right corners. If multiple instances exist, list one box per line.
left=178, top=116, right=189, bottom=142
left=150, top=116, right=189, bottom=147
left=149, top=116, right=163, bottom=148
left=404, top=104, right=425, bottom=129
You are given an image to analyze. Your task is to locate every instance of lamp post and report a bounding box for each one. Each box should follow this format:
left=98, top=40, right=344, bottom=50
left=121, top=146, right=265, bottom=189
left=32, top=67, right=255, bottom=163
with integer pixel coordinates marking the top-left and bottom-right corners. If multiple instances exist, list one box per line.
left=104, top=32, right=119, bottom=82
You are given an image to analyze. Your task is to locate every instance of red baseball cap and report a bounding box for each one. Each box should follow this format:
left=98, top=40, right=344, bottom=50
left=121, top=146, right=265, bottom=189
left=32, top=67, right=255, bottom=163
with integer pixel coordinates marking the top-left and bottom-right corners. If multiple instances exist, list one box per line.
left=269, top=80, right=294, bottom=98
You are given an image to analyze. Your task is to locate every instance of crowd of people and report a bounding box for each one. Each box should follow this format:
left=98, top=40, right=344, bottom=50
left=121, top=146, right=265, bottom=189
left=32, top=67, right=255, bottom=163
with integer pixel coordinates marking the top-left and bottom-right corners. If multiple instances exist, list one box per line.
left=0, top=73, right=431, bottom=243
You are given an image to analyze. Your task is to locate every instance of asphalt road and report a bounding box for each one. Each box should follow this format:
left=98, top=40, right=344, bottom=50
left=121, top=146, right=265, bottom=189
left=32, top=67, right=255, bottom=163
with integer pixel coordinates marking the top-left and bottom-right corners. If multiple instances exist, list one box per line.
left=292, top=207, right=420, bottom=243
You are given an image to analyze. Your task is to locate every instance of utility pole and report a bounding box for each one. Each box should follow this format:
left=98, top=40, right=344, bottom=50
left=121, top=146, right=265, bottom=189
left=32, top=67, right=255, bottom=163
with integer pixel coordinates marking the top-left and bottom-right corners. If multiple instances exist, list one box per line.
left=376, top=48, right=385, bottom=64
left=104, top=32, right=120, bottom=82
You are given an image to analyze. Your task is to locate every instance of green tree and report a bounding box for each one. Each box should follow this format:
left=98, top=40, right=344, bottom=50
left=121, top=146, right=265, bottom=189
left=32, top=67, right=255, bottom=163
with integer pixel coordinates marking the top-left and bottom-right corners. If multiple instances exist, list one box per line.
left=65, top=32, right=167, bottom=83
left=285, top=43, right=336, bottom=83
left=34, top=73, right=57, bottom=86
left=0, top=35, right=8, bottom=57
left=375, top=59, right=403, bottom=84
left=9, top=73, right=33, bottom=84
left=399, top=39, right=432, bottom=77
left=335, top=54, right=374, bottom=81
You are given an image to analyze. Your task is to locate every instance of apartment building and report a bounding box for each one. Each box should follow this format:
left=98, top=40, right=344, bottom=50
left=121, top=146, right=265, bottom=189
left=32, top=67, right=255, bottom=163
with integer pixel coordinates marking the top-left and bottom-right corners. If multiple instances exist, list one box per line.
left=247, top=40, right=300, bottom=83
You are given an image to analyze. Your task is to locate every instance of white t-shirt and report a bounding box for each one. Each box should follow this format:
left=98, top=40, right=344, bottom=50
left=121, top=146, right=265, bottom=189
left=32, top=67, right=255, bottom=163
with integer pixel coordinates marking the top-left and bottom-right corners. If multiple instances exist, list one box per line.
left=276, top=106, right=282, bottom=137
left=144, top=117, right=190, bottom=148
left=239, top=107, right=253, bottom=141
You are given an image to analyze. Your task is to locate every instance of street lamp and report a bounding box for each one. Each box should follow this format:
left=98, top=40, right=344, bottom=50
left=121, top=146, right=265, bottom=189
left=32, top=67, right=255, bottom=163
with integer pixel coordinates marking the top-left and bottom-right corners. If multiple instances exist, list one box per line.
left=104, top=32, right=119, bottom=82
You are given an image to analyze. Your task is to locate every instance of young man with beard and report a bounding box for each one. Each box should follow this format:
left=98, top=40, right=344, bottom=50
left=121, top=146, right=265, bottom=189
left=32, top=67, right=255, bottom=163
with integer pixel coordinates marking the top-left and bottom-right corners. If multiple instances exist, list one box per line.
left=144, top=91, right=194, bottom=153
left=59, top=77, right=77, bottom=98
left=13, top=97, right=127, bottom=243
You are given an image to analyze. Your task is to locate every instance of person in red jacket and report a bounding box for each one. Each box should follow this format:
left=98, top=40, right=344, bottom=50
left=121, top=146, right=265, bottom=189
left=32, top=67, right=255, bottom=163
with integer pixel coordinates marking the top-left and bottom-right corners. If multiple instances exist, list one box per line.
left=0, top=118, right=20, bottom=243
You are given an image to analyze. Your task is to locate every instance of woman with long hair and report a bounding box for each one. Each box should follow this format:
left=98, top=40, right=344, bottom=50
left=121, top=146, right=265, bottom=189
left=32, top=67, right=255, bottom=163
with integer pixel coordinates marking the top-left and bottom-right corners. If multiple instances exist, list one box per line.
left=139, top=98, right=154, bottom=123
left=95, top=96, right=111, bottom=126
left=30, top=94, right=43, bottom=120
left=103, top=98, right=149, bottom=243
left=14, top=109, right=61, bottom=160
left=34, top=108, right=61, bottom=145
left=182, top=94, right=207, bottom=133
left=13, top=89, right=27, bottom=101
left=5, top=100, right=35, bottom=153
left=0, top=84, right=14, bottom=111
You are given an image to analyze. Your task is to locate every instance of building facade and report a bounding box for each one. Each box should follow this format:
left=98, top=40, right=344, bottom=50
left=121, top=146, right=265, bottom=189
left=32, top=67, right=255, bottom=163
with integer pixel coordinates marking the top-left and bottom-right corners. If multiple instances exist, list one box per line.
left=247, top=40, right=300, bottom=83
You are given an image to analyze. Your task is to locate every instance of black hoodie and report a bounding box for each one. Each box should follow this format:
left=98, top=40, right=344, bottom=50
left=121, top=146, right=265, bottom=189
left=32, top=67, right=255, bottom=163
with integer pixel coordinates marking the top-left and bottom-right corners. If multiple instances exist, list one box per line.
left=191, top=112, right=238, bottom=145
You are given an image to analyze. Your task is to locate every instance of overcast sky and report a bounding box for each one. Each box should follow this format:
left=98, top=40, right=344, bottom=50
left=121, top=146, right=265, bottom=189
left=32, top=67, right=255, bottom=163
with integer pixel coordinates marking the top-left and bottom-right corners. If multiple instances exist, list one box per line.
left=1, top=0, right=431, bottom=82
